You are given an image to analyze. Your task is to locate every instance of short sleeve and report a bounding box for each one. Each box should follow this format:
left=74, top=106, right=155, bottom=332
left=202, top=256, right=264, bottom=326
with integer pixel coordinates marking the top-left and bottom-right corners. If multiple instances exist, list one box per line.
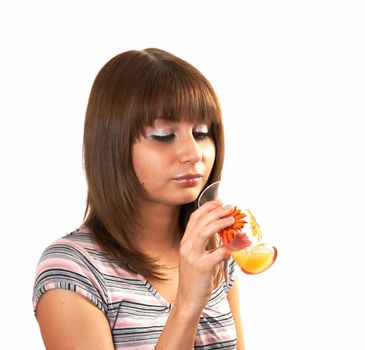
left=224, top=257, right=238, bottom=294
left=32, top=237, right=108, bottom=317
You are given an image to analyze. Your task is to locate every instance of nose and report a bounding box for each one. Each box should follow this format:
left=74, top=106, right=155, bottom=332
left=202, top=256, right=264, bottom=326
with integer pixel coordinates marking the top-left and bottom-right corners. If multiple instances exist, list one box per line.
left=178, top=134, right=203, bottom=164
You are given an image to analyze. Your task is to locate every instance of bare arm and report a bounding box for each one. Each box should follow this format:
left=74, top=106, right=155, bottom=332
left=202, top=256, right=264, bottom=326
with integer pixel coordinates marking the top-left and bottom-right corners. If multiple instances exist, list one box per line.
left=37, top=289, right=115, bottom=350
left=227, top=279, right=245, bottom=350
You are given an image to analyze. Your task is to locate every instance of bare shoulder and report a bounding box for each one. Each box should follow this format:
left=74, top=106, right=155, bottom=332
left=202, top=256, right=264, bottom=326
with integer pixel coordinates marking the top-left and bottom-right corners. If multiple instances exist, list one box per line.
left=37, top=289, right=114, bottom=350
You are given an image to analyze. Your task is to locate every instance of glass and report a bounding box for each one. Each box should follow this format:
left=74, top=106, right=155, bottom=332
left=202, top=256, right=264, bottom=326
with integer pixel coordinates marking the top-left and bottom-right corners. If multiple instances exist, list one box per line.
left=198, top=180, right=277, bottom=275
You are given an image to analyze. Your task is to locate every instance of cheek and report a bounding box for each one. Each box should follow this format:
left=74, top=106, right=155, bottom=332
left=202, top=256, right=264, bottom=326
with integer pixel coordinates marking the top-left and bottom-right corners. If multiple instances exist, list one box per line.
left=204, top=143, right=216, bottom=171
left=132, top=144, right=163, bottom=185
left=132, top=143, right=147, bottom=184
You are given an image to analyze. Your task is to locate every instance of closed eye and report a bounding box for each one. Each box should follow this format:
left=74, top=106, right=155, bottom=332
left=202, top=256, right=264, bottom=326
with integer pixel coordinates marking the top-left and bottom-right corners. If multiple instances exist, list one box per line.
left=151, top=134, right=175, bottom=142
left=193, top=131, right=211, bottom=140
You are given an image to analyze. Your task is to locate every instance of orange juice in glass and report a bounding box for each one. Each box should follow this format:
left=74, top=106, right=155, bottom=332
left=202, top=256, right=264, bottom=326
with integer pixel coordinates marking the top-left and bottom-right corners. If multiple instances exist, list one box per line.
left=232, top=243, right=277, bottom=275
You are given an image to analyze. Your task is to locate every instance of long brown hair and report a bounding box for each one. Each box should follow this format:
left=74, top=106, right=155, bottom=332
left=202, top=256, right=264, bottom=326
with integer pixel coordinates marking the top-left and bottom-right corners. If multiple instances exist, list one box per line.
left=83, top=48, right=225, bottom=283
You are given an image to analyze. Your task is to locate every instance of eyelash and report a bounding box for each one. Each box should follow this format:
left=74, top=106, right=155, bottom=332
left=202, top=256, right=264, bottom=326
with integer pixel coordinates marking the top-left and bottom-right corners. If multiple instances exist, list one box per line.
left=151, top=132, right=211, bottom=143
left=193, top=131, right=211, bottom=140
left=151, top=134, right=175, bottom=142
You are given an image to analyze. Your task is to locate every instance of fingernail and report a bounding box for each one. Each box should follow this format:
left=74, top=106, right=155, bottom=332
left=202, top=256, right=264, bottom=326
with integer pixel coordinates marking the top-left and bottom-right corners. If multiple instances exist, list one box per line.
left=227, top=216, right=235, bottom=223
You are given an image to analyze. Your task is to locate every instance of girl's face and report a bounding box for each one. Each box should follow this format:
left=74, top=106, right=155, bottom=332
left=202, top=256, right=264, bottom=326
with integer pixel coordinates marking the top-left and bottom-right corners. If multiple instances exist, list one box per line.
left=132, top=119, right=216, bottom=207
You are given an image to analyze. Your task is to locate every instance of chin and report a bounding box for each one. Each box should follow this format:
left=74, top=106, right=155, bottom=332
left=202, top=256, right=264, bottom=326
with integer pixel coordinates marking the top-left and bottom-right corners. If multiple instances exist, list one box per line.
left=177, top=189, right=201, bottom=205
left=179, top=198, right=196, bottom=205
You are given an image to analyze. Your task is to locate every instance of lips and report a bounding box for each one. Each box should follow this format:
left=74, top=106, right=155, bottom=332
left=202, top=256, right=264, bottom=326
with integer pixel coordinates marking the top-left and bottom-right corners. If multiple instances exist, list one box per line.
left=175, top=174, right=202, bottom=180
left=174, top=173, right=202, bottom=186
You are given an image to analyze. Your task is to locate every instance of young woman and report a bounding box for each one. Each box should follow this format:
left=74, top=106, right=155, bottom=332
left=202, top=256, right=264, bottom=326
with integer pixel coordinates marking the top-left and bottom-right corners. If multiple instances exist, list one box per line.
left=33, top=48, right=245, bottom=349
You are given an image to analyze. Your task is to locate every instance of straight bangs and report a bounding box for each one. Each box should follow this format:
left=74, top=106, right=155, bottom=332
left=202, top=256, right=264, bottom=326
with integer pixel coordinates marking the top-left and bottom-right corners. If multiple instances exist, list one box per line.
left=130, top=56, right=222, bottom=139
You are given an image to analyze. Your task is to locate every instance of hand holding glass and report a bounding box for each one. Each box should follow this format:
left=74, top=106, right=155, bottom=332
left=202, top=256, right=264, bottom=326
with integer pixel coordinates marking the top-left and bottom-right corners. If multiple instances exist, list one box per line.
left=198, top=181, right=277, bottom=275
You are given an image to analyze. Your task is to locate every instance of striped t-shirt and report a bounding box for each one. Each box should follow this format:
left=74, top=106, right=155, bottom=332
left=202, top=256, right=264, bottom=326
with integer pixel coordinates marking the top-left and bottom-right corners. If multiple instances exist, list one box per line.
left=33, top=228, right=238, bottom=349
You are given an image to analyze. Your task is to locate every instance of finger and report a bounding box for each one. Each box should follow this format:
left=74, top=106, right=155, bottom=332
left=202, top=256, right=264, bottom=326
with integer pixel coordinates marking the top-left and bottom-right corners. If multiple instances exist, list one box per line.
left=193, top=200, right=222, bottom=218
left=182, top=203, right=235, bottom=251
left=185, top=215, right=234, bottom=255
left=182, top=201, right=222, bottom=242
left=201, top=204, right=234, bottom=227
left=193, top=215, right=234, bottom=251
left=187, top=203, right=234, bottom=233
left=205, top=246, right=231, bottom=267
left=206, top=215, right=235, bottom=239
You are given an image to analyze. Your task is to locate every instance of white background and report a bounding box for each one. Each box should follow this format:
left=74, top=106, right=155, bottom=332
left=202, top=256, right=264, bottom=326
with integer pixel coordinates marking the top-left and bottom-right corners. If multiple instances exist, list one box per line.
left=1, top=1, right=364, bottom=349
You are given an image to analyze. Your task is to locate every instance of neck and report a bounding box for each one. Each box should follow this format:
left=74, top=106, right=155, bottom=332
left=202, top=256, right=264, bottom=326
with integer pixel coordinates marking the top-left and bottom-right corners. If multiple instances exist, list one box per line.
left=133, top=202, right=181, bottom=256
